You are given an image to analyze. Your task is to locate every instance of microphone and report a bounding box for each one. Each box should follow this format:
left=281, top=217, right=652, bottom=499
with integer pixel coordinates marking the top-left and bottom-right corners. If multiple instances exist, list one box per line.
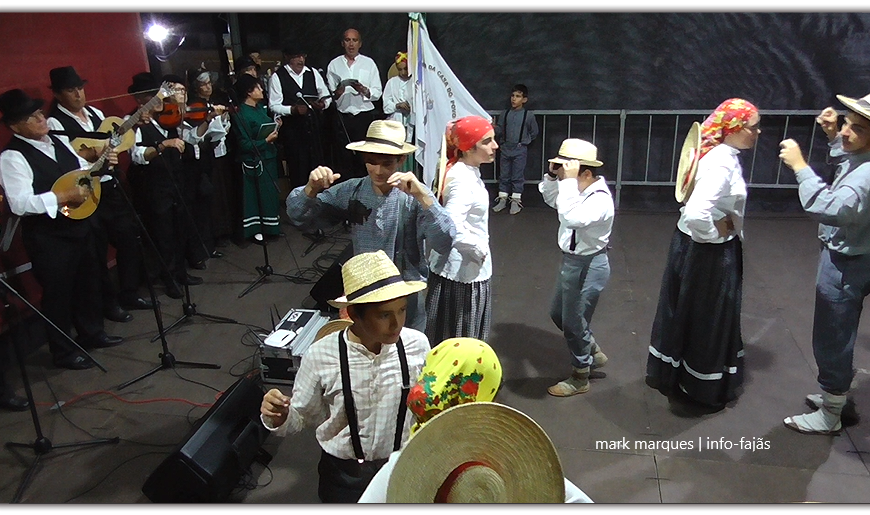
left=296, top=91, right=313, bottom=110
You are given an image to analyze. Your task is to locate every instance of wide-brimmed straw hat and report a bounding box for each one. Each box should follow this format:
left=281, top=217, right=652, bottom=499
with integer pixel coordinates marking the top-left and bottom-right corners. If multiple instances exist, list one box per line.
left=385, top=402, right=565, bottom=503
left=836, top=93, right=870, bottom=123
left=548, top=138, right=603, bottom=167
left=346, top=120, right=416, bottom=155
left=328, top=250, right=426, bottom=309
left=674, top=121, right=702, bottom=203
left=314, top=318, right=354, bottom=341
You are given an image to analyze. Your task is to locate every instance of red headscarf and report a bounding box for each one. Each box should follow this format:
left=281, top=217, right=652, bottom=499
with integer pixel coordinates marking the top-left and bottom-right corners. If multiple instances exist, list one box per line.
left=444, top=115, right=494, bottom=171
left=395, top=51, right=408, bottom=65
left=699, top=98, right=759, bottom=158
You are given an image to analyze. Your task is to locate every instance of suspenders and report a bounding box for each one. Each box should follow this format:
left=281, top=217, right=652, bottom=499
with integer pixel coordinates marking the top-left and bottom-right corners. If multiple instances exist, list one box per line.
left=569, top=189, right=607, bottom=253
left=338, top=330, right=410, bottom=462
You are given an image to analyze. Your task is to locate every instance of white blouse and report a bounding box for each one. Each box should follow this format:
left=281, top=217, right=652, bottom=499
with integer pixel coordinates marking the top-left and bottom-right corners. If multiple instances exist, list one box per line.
left=427, top=161, right=492, bottom=283
left=677, top=143, right=747, bottom=243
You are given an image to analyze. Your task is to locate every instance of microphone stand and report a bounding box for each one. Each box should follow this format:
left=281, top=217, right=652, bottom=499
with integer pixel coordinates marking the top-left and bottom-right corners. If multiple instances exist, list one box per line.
left=149, top=117, right=239, bottom=342
left=234, top=91, right=298, bottom=298
left=107, top=171, right=221, bottom=389
left=1, top=268, right=117, bottom=503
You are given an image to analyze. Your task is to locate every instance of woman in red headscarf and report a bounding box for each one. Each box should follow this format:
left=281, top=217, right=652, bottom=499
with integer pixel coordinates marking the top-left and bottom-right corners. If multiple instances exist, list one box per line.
left=425, top=115, right=498, bottom=344
left=646, top=98, right=761, bottom=409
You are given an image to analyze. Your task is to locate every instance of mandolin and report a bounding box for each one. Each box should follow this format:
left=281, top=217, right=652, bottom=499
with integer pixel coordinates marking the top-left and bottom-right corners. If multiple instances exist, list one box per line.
left=53, top=82, right=174, bottom=219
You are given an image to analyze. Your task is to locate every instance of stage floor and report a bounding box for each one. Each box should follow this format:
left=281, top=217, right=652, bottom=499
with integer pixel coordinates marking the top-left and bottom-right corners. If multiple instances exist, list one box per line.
left=1, top=203, right=869, bottom=504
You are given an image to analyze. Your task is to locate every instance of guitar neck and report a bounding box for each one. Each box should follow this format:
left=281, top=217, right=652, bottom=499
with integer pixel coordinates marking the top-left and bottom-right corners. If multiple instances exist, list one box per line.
left=117, top=84, right=169, bottom=135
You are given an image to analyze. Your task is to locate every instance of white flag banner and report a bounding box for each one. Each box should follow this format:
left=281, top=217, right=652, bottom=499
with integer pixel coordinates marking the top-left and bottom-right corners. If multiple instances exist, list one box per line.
left=407, top=12, right=491, bottom=188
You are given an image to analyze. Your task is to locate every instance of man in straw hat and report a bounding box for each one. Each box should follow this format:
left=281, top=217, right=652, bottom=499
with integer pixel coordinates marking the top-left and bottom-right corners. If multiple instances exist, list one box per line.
left=539, top=139, right=614, bottom=397
left=778, top=93, right=870, bottom=435
left=0, top=88, right=124, bottom=370
left=286, top=119, right=455, bottom=331
left=358, top=337, right=593, bottom=503
left=260, top=250, right=431, bottom=502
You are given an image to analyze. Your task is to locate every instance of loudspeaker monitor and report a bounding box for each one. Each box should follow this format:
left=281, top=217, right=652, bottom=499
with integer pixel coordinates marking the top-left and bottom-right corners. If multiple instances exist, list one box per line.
left=141, top=376, right=271, bottom=503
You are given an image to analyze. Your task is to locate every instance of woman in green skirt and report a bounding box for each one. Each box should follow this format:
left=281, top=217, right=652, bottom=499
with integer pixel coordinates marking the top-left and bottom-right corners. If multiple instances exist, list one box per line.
left=232, top=74, right=282, bottom=241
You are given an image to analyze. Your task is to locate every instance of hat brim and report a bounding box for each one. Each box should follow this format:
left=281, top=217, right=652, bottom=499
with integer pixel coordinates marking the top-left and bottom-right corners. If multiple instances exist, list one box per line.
left=51, top=79, right=87, bottom=91
left=385, top=402, right=565, bottom=503
left=346, top=140, right=416, bottom=155
left=1, top=98, right=44, bottom=124
left=548, top=156, right=604, bottom=167
left=675, top=121, right=702, bottom=203
left=328, top=280, right=426, bottom=309
left=837, top=94, right=870, bottom=123
left=314, top=319, right=354, bottom=342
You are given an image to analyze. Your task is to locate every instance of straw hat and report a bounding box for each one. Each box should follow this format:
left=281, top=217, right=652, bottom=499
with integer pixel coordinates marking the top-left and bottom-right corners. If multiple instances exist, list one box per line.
left=675, top=121, right=702, bottom=203
left=314, top=318, right=354, bottom=341
left=385, top=402, right=565, bottom=503
left=836, top=93, right=870, bottom=122
left=548, top=138, right=603, bottom=167
left=328, top=250, right=426, bottom=309
left=346, top=120, right=417, bottom=155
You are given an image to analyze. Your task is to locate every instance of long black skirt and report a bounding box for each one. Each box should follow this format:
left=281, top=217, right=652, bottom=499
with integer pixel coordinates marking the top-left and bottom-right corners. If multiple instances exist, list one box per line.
left=646, top=229, right=744, bottom=407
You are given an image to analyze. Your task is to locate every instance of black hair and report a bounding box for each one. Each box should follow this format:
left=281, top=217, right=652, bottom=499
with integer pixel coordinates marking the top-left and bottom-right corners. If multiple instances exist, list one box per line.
left=512, top=84, right=528, bottom=97
left=233, top=74, right=261, bottom=100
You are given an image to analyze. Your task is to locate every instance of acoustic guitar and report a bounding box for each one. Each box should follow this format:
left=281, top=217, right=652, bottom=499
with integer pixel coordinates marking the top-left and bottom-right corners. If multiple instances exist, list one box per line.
left=52, top=82, right=174, bottom=220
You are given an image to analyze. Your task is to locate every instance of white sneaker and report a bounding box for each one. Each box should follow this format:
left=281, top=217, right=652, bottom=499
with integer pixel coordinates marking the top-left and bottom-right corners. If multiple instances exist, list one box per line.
left=493, top=197, right=508, bottom=212
left=509, top=198, right=523, bottom=215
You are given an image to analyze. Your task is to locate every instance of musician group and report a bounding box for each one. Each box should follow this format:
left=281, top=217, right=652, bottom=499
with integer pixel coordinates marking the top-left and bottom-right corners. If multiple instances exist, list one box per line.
left=0, top=66, right=232, bottom=371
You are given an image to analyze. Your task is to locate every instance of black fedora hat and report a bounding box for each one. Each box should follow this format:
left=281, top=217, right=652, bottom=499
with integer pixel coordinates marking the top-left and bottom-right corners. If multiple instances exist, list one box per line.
left=49, top=66, right=87, bottom=92
left=0, top=89, right=45, bottom=125
left=128, top=72, right=160, bottom=95
left=281, top=44, right=306, bottom=58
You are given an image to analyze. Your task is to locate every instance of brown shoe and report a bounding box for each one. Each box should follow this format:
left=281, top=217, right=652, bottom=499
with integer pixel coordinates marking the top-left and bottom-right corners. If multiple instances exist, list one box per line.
left=548, top=367, right=590, bottom=397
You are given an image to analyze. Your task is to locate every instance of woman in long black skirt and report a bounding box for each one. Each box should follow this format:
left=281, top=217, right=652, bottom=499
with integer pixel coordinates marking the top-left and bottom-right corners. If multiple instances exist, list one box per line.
left=646, top=98, right=761, bottom=408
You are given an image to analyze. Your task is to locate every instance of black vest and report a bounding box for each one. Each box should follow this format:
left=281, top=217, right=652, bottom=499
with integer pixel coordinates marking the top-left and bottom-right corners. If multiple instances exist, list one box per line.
left=4, top=135, right=89, bottom=237
left=137, top=121, right=184, bottom=176
left=48, top=104, right=102, bottom=137
left=276, top=66, right=317, bottom=109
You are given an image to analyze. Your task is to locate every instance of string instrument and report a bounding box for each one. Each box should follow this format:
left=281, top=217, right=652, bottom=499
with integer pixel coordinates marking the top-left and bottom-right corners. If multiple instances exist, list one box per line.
left=53, top=82, right=174, bottom=220
left=70, top=82, right=175, bottom=155
left=154, top=98, right=233, bottom=129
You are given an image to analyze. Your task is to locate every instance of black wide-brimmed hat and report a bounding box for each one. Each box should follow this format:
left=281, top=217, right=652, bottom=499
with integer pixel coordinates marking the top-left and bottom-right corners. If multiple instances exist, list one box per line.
left=234, top=55, right=257, bottom=72
left=282, top=44, right=306, bottom=58
left=49, top=66, right=87, bottom=92
left=128, top=72, right=161, bottom=95
left=0, top=88, right=45, bottom=125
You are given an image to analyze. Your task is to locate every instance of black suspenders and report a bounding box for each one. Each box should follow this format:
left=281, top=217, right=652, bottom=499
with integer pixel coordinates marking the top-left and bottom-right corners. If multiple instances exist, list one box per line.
left=338, top=330, right=409, bottom=462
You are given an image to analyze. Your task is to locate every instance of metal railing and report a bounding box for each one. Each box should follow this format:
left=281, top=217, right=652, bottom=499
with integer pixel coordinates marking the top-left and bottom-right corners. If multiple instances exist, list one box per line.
left=486, top=109, right=828, bottom=207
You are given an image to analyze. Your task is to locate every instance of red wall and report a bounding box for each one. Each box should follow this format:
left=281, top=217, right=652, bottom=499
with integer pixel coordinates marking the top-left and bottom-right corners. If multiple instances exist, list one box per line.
left=0, top=13, right=149, bottom=326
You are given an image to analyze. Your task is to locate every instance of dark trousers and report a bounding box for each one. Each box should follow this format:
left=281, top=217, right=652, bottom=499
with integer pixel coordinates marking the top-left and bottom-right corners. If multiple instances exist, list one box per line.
left=92, top=179, right=144, bottom=306
left=280, top=112, right=326, bottom=190
left=23, top=230, right=103, bottom=358
left=334, top=109, right=379, bottom=180
left=317, top=450, right=387, bottom=503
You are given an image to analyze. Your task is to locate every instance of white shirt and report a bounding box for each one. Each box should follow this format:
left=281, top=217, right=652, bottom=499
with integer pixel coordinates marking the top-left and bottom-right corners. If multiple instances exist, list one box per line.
left=427, top=161, right=492, bottom=283
left=326, top=53, right=382, bottom=115
left=677, top=143, right=747, bottom=243
left=130, top=118, right=221, bottom=165
left=268, top=65, right=332, bottom=117
left=382, top=75, right=414, bottom=142
left=539, top=175, right=614, bottom=255
left=46, top=104, right=112, bottom=183
left=261, top=327, right=429, bottom=462
left=0, top=133, right=90, bottom=218
left=358, top=449, right=595, bottom=503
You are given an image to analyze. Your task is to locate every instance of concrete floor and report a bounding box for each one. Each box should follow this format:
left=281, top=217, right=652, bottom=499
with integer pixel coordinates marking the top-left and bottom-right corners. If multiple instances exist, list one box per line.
left=1, top=198, right=869, bottom=504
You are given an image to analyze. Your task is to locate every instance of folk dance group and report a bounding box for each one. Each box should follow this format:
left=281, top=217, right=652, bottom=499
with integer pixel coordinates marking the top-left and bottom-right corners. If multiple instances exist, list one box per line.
left=259, top=90, right=870, bottom=502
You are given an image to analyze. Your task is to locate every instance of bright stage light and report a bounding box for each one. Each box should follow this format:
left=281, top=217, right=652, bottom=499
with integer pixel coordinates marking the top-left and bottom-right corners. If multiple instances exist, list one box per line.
left=145, top=24, right=170, bottom=43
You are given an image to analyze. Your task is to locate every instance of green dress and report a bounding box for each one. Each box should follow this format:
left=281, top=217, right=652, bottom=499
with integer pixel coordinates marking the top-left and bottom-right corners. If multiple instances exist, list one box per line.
left=233, top=102, right=281, bottom=238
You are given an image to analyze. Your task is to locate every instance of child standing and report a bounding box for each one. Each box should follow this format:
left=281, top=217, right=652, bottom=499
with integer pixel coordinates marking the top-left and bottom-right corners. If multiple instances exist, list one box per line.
left=494, top=84, right=539, bottom=214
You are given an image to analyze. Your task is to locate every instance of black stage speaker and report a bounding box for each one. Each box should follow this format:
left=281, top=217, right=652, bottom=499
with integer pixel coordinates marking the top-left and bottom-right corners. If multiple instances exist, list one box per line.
left=142, top=376, right=272, bottom=503
left=309, top=244, right=354, bottom=310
